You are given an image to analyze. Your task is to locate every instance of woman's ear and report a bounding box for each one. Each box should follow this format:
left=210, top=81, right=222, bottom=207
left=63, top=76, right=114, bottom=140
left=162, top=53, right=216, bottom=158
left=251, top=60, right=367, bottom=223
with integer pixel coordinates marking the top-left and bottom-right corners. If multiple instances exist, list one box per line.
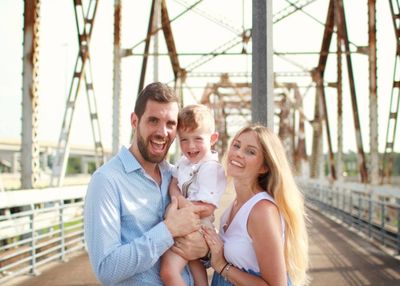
left=258, top=164, right=268, bottom=175
left=210, top=132, right=219, bottom=146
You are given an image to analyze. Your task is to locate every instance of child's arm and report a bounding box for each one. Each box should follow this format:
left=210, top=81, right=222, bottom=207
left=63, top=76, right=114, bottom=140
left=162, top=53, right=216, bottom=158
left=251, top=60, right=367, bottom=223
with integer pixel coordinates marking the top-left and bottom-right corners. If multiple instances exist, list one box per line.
left=169, top=177, right=214, bottom=216
left=169, top=177, right=182, bottom=198
left=169, top=177, right=191, bottom=209
left=191, top=201, right=215, bottom=218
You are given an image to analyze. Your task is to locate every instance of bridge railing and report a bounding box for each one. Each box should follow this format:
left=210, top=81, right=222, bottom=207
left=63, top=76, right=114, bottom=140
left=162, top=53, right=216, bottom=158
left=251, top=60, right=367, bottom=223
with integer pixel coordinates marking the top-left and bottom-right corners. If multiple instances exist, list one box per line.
left=299, top=178, right=400, bottom=254
left=0, top=186, right=87, bottom=284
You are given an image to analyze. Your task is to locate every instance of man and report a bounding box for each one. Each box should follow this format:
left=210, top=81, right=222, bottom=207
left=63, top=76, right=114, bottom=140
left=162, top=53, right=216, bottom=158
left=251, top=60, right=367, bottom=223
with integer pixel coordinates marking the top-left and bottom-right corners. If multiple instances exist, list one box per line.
left=84, top=82, right=207, bottom=285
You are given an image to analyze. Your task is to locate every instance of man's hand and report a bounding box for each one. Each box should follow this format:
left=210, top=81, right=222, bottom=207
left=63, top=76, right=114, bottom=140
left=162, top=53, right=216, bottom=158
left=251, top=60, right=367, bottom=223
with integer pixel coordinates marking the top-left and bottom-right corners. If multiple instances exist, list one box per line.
left=164, top=197, right=207, bottom=237
left=171, top=231, right=209, bottom=260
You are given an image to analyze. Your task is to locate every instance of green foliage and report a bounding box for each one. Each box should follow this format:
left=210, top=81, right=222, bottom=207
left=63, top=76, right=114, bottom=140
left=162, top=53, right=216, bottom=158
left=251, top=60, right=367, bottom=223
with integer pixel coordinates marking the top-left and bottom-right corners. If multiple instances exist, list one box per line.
left=66, top=157, right=81, bottom=175
left=87, top=162, right=96, bottom=174
left=394, top=153, right=400, bottom=175
left=324, top=152, right=400, bottom=178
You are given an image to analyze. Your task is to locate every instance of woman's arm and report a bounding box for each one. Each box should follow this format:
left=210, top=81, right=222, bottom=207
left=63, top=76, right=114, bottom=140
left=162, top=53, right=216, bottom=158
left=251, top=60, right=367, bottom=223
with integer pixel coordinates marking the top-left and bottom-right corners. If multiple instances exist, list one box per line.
left=203, top=227, right=269, bottom=286
left=203, top=200, right=287, bottom=286
left=249, top=200, right=287, bottom=286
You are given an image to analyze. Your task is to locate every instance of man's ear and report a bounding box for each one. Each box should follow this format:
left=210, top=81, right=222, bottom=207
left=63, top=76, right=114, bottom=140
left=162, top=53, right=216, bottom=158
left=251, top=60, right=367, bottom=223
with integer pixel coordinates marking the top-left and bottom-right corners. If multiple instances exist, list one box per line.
left=210, top=132, right=219, bottom=146
left=131, top=112, right=138, bottom=129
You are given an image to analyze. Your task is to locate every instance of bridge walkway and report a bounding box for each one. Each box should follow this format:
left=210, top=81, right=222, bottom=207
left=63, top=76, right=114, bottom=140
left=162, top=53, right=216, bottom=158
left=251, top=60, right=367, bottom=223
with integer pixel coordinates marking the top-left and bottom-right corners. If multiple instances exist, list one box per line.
left=6, top=184, right=400, bottom=286
left=6, top=207, right=399, bottom=286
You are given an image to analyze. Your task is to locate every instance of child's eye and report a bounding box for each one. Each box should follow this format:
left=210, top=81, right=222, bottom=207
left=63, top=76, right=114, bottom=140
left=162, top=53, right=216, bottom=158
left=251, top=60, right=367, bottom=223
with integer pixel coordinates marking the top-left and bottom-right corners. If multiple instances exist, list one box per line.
left=246, top=149, right=256, bottom=155
left=232, top=143, right=240, bottom=149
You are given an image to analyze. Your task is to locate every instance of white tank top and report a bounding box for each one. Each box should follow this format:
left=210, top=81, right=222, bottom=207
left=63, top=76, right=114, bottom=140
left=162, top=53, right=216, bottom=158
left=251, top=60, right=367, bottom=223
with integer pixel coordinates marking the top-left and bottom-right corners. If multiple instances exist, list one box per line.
left=219, top=192, right=285, bottom=272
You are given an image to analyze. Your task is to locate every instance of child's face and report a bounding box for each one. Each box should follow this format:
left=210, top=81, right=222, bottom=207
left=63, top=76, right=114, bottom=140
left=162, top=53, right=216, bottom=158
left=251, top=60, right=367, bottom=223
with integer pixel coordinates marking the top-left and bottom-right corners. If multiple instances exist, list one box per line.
left=178, top=126, right=215, bottom=164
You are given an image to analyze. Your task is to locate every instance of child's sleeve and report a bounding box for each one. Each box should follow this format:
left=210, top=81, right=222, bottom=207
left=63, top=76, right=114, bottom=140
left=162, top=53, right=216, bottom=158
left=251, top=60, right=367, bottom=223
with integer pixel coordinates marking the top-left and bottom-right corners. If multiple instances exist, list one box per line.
left=192, top=161, right=227, bottom=208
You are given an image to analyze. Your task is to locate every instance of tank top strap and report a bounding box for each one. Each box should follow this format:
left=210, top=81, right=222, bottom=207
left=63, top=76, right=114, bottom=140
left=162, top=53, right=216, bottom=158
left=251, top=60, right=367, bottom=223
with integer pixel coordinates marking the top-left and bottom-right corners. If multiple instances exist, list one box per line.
left=238, top=192, right=285, bottom=240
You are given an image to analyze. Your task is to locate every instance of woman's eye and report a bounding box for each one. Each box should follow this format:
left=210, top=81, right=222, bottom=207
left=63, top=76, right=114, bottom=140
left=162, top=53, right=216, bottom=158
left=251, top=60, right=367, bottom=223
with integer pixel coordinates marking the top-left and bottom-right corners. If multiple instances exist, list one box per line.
left=233, top=143, right=240, bottom=149
left=246, top=149, right=256, bottom=155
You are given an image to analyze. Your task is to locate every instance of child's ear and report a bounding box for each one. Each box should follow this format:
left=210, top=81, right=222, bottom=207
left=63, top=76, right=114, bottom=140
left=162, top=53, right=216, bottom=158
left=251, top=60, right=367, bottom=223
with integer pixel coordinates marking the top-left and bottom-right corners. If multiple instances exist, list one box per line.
left=210, top=132, right=219, bottom=146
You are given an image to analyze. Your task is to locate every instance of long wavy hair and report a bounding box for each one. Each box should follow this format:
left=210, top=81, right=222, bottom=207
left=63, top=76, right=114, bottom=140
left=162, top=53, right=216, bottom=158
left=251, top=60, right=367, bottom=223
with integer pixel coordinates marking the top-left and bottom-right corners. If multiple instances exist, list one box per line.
left=230, top=124, right=310, bottom=286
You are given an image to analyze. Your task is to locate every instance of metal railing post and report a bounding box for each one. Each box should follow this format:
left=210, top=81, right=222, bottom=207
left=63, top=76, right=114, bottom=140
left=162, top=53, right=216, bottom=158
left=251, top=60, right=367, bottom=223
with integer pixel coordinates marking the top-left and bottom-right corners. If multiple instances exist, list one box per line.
left=29, top=204, right=38, bottom=276
left=381, top=202, right=385, bottom=245
left=397, top=205, right=400, bottom=255
left=368, top=199, right=372, bottom=238
left=60, top=200, right=66, bottom=261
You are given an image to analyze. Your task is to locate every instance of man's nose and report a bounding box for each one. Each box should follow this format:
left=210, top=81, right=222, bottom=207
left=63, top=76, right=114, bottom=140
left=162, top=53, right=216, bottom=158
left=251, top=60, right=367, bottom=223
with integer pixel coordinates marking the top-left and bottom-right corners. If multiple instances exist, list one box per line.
left=156, top=124, right=168, bottom=136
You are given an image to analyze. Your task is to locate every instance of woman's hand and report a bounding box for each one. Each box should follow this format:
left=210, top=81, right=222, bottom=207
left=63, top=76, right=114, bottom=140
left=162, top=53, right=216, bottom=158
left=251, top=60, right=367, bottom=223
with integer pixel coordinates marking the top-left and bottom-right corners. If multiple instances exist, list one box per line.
left=203, top=226, right=228, bottom=273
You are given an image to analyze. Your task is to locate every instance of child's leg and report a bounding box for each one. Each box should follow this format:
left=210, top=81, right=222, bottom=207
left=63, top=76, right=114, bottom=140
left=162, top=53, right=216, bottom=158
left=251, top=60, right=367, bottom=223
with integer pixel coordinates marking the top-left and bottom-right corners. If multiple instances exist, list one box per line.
left=189, top=259, right=208, bottom=286
left=160, top=248, right=188, bottom=286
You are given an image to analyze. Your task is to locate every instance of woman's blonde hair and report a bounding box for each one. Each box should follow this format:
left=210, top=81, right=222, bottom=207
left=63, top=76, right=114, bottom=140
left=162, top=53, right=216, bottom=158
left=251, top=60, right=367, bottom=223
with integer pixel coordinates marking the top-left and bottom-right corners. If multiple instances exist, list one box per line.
left=231, top=124, right=310, bottom=286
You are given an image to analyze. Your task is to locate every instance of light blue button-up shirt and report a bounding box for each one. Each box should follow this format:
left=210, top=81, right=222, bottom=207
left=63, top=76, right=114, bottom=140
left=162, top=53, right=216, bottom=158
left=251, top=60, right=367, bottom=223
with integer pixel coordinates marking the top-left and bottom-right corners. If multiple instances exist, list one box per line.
left=84, top=146, right=193, bottom=285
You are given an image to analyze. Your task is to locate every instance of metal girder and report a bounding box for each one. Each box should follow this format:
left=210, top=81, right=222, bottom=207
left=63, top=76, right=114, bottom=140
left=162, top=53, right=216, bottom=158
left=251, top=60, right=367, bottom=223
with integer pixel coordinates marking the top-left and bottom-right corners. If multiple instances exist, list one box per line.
left=381, top=0, right=400, bottom=184
left=51, top=0, right=104, bottom=187
left=276, top=83, right=308, bottom=174
left=112, top=0, right=122, bottom=155
left=310, top=0, right=369, bottom=182
left=310, top=0, right=334, bottom=179
left=137, top=0, right=157, bottom=94
left=336, top=2, right=344, bottom=182
left=336, top=0, right=368, bottom=183
left=160, top=0, right=183, bottom=80
left=368, top=0, right=379, bottom=184
left=21, top=0, right=41, bottom=189
left=137, top=0, right=184, bottom=94
left=200, top=75, right=251, bottom=155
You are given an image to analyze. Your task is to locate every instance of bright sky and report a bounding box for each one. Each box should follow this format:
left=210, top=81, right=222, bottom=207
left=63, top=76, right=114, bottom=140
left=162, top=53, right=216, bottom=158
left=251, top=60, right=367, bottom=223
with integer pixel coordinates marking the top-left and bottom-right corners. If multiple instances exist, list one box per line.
left=0, top=0, right=398, bottom=153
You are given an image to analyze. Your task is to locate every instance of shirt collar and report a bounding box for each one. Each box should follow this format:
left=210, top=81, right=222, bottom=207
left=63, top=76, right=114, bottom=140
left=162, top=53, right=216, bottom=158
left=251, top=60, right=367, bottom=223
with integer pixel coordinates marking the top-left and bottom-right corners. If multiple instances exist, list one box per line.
left=198, top=150, right=219, bottom=164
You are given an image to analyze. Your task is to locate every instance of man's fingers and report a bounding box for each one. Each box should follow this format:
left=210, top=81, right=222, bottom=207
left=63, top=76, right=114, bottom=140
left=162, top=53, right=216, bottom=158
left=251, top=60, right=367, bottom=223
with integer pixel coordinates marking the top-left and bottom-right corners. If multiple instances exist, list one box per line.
left=191, top=204, right=208, bottom=214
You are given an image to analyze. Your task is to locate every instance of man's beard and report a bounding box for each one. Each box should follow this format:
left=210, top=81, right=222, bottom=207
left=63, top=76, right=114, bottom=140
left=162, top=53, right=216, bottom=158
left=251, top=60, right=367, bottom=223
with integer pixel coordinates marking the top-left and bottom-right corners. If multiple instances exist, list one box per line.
left=136, top=127, right=169, bottom=163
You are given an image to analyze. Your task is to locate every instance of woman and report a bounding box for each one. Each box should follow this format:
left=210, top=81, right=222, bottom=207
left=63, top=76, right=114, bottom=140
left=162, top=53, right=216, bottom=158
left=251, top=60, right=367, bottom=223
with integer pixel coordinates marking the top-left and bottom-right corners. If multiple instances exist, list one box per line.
left=203, top=124, right=309, bottom=286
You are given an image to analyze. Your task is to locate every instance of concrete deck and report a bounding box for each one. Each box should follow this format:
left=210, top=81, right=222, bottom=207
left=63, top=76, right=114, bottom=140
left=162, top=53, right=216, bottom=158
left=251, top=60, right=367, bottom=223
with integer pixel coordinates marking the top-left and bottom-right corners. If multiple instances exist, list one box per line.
left=5, top=192, right=400, bottom=286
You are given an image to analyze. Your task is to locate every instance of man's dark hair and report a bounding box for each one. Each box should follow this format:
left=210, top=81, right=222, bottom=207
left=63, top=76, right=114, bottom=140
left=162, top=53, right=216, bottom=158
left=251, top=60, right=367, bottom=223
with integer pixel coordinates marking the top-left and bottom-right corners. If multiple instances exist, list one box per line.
left=134, top=82, right=179, bottom=119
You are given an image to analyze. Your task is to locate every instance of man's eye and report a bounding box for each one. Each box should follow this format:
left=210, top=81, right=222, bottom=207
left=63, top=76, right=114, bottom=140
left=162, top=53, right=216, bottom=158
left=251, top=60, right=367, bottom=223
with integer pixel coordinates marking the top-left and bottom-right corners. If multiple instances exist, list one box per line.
left=167, top=122, right=177, bottom=128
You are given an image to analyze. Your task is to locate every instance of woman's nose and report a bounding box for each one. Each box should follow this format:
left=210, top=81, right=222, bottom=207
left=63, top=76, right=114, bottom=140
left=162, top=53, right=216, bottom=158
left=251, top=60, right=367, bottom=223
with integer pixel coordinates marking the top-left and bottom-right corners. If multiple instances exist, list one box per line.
left=233, top=148, right=244, bottom=158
